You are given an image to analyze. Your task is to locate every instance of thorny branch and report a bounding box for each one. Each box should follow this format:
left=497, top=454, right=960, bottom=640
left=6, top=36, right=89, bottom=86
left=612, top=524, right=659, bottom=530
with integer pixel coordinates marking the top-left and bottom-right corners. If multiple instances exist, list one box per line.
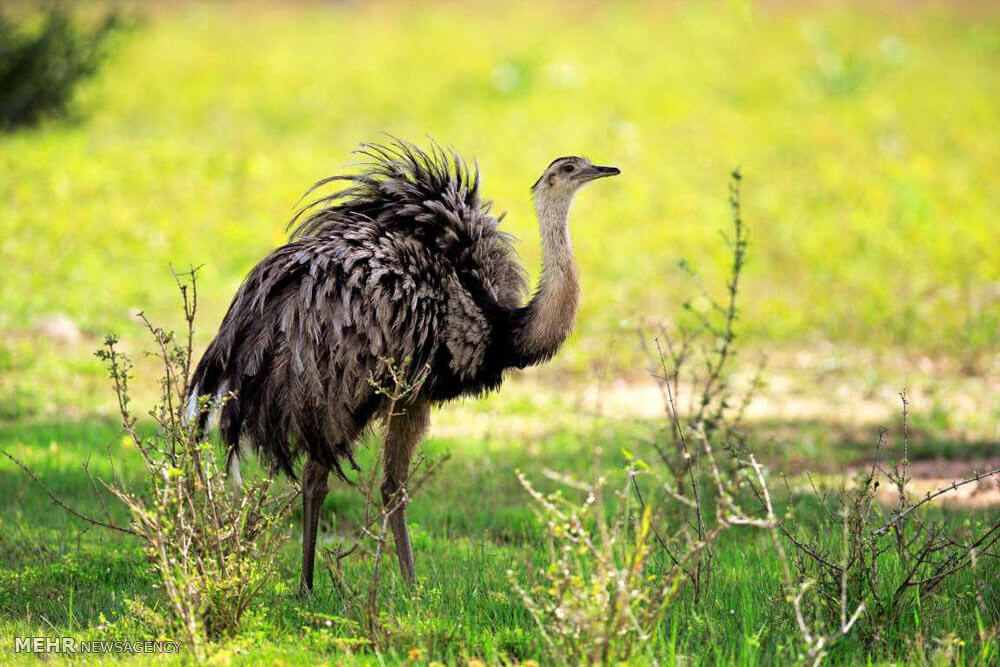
left=630, top=172, right=1000, bottom=663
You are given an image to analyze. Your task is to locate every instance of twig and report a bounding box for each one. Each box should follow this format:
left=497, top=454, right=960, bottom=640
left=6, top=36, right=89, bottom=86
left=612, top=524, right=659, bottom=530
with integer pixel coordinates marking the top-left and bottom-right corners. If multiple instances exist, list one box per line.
left=1, top=450, right=136, bottom=536
left=873, top=469, right=1000, bottom=536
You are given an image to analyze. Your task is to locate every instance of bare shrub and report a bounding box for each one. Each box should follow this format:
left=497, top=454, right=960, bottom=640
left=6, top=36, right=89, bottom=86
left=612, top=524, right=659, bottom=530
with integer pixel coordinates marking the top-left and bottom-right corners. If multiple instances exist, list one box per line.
left=766, top=393, right=1000, bottom=658
left=508, top=416, right=858, bottom=665
left=633, top=171, right=1000, bottom=663
left=507, top=171, right=757, bottom=663
left=633, top=169, right=762, bottom=600
left=635, top=172, right=1000, bottom=663
left=509, top=463, right=708, bottom=665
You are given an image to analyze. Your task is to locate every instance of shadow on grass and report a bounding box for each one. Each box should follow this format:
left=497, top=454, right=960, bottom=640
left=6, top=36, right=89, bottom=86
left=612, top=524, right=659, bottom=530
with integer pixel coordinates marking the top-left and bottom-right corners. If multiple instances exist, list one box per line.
left=744, top=417, right=1000, bottom=473
left=2, top=415, right=996, bottom=537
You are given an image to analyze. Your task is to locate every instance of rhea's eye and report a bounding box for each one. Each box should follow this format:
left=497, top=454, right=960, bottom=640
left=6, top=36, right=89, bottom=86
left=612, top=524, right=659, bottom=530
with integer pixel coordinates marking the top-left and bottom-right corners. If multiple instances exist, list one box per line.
left=562, top=164, right=576, bottom=173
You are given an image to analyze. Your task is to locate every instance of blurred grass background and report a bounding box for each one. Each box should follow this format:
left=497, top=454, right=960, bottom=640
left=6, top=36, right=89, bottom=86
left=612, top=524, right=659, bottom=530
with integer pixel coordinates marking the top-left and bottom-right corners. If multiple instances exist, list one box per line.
left=1, top=0, right=997, bottom=418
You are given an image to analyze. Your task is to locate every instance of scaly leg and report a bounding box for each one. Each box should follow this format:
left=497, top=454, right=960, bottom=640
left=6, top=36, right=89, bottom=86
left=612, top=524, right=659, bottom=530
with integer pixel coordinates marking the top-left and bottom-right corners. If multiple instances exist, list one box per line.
left=300, top=457, right=330, bottom=594
left=381, top=399, right=430, bottom=585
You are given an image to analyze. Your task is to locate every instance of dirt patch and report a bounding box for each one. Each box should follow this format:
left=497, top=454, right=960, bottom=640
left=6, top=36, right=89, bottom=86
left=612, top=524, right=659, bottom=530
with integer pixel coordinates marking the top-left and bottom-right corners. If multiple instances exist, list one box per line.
left=431, top=345, right=1000, bottom=512
left=854, top=459, right=1000, bottom=509
left=902, top=458, right=1000, bottom=480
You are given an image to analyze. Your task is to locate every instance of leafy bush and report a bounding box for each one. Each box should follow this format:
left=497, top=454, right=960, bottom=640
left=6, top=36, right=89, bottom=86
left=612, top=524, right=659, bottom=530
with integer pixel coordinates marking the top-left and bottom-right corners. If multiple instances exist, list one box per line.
left=0, top=5, right=120, bottom=129
left=91, top=269, right=294, bottom=659
left=0, top=269, right=294, bottom=659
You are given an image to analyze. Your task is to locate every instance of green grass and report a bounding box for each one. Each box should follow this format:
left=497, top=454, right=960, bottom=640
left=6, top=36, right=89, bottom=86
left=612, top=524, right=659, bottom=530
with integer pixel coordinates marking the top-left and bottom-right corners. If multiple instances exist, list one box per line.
left=1, top=416, right=998, bottom=665
left=1, top=1, right=999, bottom=421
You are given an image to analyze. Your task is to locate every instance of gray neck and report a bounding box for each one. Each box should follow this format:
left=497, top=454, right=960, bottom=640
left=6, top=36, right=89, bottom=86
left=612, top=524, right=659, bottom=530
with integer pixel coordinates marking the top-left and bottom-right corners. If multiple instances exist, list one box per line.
left=513, top=193, right=580, bottom=366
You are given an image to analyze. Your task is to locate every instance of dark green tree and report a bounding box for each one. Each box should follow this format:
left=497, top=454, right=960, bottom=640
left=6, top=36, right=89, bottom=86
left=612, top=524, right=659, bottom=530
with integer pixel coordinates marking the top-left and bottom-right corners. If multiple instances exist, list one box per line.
left=0, top=5, right=120, bottom=129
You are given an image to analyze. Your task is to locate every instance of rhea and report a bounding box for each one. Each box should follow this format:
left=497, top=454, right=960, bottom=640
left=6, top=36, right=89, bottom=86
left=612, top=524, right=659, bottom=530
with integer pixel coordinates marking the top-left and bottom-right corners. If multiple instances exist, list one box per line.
left=189, top=140, right=619, bottom=592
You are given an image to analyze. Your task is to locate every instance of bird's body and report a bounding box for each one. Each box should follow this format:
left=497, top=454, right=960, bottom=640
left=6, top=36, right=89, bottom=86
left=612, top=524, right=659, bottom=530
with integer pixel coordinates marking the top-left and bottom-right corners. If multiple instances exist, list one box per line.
left=189, top=140, right=618, bottom=591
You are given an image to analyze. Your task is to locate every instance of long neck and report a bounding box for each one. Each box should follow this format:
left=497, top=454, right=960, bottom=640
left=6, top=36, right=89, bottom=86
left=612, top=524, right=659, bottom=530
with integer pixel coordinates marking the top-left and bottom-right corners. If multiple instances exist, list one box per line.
left=512, top=194, right=580, bottom=367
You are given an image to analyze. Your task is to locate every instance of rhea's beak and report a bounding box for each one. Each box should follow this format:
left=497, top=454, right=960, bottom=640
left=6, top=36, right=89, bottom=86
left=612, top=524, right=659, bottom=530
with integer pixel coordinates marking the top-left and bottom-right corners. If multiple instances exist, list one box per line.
left=584, top=165, right=621, bottom=181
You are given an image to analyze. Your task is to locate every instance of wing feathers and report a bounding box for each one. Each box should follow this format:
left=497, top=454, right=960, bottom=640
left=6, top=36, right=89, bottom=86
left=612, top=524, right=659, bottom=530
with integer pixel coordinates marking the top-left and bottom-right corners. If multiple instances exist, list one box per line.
left=190, top=139, right=527, bottom=477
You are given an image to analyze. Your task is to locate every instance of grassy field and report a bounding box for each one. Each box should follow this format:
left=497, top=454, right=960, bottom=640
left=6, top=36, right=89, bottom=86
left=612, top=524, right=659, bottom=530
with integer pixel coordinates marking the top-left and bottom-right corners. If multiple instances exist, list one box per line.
left=2, top=415, right=999, bottom=665
left=1, top=1, right=999, bottom=664
left=1, top=0, right=999, bottom=421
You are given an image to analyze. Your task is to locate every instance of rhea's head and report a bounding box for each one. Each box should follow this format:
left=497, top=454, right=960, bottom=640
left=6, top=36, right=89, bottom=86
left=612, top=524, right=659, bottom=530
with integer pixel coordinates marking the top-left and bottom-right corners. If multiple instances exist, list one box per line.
left=531, top=156, right=620, bottom=204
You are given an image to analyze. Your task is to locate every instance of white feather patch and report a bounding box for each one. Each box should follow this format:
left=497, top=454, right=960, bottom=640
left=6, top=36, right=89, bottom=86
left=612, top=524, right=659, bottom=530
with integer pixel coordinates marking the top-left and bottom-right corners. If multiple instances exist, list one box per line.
left=229, top=444, right=244, bottom=491
left=184, top=391, right=199, bottom=424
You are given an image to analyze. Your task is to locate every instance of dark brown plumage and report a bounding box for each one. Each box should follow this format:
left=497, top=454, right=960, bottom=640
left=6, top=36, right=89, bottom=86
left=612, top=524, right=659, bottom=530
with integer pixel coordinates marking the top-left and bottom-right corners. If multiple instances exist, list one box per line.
left=188, top=139, right=618, bottom=590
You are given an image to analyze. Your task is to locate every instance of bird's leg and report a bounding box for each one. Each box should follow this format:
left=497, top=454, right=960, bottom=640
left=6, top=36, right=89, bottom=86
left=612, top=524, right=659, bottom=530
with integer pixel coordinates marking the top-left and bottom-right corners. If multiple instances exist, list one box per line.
left=300, top=457, right=330, bottom=595
left=381, top=399, right=430, bottom=585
